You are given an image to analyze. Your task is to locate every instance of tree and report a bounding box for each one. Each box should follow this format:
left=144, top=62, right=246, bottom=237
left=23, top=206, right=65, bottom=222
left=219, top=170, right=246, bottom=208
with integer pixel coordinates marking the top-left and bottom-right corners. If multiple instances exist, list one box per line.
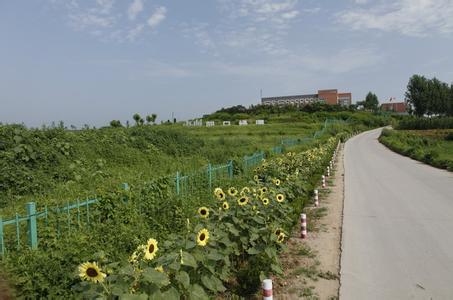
left=139, top=118, right=144, bottom=126
left=363, top=92, right=379, bottom=111
left=151, top=114, right=157, bottom=124
left=133, top=113, right=141, bottom=126
left=110, top=120, right=122, bottom=127
left=145, top=115, right=152, bottom=124
left=405, top=75, right=428, bottom=116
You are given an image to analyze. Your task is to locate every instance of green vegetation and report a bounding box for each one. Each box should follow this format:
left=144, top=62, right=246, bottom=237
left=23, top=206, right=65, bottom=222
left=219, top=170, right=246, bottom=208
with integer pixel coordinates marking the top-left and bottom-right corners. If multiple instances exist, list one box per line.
left=357, top=91, right=379, bottom=111
left=405, top=74, right=453, bottom=117
left=379, top=128, right=453, bottom=171
left=0, top=110, right=388, bottom=298
left=397, top=116, right=453, bottom=130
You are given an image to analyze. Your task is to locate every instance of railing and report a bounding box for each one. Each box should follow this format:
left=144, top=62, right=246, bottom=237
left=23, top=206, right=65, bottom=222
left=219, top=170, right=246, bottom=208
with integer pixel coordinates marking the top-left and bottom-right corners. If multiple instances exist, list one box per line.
left=0, top=118, right=348, bottom=254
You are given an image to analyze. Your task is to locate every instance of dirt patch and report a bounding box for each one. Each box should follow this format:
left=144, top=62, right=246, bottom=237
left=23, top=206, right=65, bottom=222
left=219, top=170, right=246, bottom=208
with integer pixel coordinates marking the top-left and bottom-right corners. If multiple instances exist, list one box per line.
left=274, top=143, right=345, bottom=299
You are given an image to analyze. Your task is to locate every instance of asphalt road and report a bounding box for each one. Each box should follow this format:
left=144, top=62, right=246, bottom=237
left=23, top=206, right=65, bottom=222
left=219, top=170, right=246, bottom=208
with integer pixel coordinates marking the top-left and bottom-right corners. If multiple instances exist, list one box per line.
left=340, top=128, right=453, bottom=300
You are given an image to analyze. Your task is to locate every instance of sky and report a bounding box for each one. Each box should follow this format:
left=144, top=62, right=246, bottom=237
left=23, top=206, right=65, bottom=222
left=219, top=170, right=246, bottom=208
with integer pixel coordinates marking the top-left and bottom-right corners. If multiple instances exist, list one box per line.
left=1, top=0, right=453, bottom=127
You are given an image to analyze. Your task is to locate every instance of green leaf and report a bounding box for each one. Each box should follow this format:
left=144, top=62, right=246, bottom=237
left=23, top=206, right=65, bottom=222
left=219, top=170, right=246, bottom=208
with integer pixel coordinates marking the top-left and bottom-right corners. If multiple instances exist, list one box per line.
left=246, top=247, right=260, bottom=255
left=189, top=284, right=209, bottom=300
left=206, top=250, right=223, bottom=261
left=175, top=271, right=190, bottom=289
left=120, top=294, right=148, bottom=300
left=181, top=251, right=197, bottom=268
left=271, top=263, right=283, bottom=274
left=201, top=275, right=216, bottom=292
left=161, top=287, right=180, bottom=300
left=141, top=268, right=170, bottom=287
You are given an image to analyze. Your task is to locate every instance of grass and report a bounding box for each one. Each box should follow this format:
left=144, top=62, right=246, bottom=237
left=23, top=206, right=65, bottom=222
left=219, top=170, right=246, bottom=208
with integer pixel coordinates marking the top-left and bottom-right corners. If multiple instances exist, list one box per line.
left=379, top=128, right=453, bottom=171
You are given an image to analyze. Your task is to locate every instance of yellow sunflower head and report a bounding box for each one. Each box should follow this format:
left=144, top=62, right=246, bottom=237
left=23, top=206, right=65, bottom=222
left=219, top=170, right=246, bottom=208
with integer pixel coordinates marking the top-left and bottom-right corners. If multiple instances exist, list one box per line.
left=228, top=187, right=238, bottom=196
left=238, top=196, right=249, bottom=206
left=260, top=187, right=268, bottom=194
left=275, top=179, right=281, bottom=186
left=144, top=238, right=158, bottom=260
left=277, top=232, right=286, bottom=243
left=262, top=198, right=270, bottom=206
left=274, top=228, right=282, bottom=236
left=155, top=266, right=164, bottom=273
left=216, top=191, right=226, bottom=201
left=78, top=262, right=106, bottom=283
left=253, top=175, right=259, bottom=182
left=214, top=187, right=223, bottom=196
left=276, top=194, right=285, bottom=203
left=241, top=187, right=251, bottom=195
left=198, top=207, right=209, bottom=218
left=197, top=228, right=210, bottom=247
left=222, top=201, right=229, bottom=210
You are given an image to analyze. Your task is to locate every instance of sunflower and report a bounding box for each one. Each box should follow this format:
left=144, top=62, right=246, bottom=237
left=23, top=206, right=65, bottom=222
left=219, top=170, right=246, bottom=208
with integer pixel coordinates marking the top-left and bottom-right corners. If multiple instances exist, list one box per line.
left=274, top=228, right=282, bottom=236
left=197, top=228, right=210, bottom=246
left=144, top=238, right=158, bottom=260
left=253, top=175, right=259, bottom=182
left=238, top=196, right=249, bottom=206
left=241, top=187, right=251, bottom=195
left=277, top=232, right=286, bottom=243
left=198, top=207, right=209, bottom=218
left=78, top=262, right=106, bottom=283
left=155, top=266, right=164, bottom=273
left=216, top=191, right=226, bottom=201
left=228, top=187, right=238, bottom=196
left=222, top=201, right=229, bottom=210
left=260, top=187, right=268, bottom=194
left=262, top=198, right=270, bottom=206
left=214, top=187, right=223, bottom=196
left=276, top=194, right=285, bottom=203
left=274, top=179, right=281, bottom=186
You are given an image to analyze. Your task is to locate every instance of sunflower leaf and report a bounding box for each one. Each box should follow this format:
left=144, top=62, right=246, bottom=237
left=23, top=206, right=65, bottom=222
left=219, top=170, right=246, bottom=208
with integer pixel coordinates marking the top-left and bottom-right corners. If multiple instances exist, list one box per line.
left=201, top=275, right=217, bottom=292
left=188, top=284, right=209, bottom=300
left=181, top=251, right=197, bottom=268
left=175, top=271, right=190, bottom=289
left=120, top=294, right=148, bottom=300
left=141, top=268, right=170, bottom=287
left=161, top=287, right=180, bottom=300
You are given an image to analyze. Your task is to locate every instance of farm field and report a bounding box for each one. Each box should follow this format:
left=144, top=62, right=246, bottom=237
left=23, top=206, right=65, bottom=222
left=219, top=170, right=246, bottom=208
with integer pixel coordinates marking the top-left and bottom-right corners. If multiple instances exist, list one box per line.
left=0, top=111, right=388, bottom=298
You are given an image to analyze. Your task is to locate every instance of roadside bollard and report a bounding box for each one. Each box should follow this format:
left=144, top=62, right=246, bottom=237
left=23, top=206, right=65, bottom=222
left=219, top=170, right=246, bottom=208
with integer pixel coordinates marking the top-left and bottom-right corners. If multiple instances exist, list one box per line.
left=314, top=189, right=319, bottom=207
left=300, top=213, right=307, bottom=239
left=263, top=279, right=273, bottom=300
left=322, top=175, right=326, bottom=188
left=327, top=166, right=330, bottom=177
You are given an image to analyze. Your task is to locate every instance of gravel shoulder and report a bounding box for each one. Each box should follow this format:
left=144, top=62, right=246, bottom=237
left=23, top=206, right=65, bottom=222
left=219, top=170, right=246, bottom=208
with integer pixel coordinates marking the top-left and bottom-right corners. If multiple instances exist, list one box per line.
left=275, top=143, right=345, bottom=299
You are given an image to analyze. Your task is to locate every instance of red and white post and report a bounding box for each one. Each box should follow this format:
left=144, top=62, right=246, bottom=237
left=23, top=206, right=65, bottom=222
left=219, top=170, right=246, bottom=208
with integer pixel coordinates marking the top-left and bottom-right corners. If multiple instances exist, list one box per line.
left=300, top=213, right=307, bottom=239
left=262, top=279, right=273, bottom=300
left=322, top=175, right=326, bottom=188
left=314, top=189, right=319, bottom=207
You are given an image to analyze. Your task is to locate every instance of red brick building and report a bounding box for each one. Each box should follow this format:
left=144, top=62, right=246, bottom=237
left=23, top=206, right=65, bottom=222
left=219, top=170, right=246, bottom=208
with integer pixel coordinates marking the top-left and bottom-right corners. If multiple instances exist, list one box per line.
left=381, top=102, right=407, bottom=113
left=262, top=89, right=352, bottom=106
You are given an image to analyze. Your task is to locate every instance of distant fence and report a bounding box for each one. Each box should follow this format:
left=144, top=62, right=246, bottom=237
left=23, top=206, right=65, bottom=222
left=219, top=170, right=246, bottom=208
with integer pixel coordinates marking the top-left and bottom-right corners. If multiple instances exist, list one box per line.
left=0, top=118, right=348, bottom=255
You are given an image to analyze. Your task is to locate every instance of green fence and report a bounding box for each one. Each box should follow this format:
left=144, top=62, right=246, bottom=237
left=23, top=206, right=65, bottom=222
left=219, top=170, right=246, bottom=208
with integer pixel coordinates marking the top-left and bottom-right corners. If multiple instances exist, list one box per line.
left=0, top=118, right=348, bottom=255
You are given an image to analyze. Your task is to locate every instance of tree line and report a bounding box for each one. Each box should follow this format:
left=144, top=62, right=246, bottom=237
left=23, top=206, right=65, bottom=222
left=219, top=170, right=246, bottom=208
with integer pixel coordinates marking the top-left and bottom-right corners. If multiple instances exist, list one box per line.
left=405, top=75, right=453, bottom=117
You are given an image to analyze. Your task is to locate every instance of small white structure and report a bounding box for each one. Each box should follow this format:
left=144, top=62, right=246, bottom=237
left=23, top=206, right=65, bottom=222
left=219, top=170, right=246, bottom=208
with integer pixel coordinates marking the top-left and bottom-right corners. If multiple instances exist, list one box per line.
left=256, top=119, right=265, bottom=125
left=206, top=121, right=215, bottom=127
left=239, top=120, right=248, bottom=126
left=184, top=119, right=203, bottom=126
left=222, top=121, right=231, bottom=126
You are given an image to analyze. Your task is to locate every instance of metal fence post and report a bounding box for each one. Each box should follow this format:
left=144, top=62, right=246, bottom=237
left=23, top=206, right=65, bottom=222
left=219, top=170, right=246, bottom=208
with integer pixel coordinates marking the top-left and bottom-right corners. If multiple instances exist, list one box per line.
left=0, top=217, right=4, bottom=255
left=176, top=171, right=180, bottom=195
left=26, top=202, right=38, bottom=250
left=228, top=160, right=233, bottom=178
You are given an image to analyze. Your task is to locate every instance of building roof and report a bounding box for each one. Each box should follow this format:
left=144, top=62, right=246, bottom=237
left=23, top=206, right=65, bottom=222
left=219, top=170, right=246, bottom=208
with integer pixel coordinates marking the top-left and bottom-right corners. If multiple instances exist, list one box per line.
left=262, top=94, right=318, bottom=101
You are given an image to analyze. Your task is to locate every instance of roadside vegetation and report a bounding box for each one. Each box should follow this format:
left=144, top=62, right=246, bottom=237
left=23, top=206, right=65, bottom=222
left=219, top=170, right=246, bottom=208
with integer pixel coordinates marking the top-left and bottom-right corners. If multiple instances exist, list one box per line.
left=0, top=109, right=389, bottom=298
left=379, top=129, right=453, bottom=171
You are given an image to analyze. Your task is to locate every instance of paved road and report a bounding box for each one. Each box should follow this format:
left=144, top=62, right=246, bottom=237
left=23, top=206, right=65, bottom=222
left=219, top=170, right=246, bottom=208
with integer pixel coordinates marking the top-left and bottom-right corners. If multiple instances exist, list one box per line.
left=340, top=128, right=453, bottom=300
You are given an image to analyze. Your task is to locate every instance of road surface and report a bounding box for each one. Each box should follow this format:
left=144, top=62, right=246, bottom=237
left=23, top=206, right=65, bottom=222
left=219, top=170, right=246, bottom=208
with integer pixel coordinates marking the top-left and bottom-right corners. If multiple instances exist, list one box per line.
left=340, top=128, right=453, bottom=299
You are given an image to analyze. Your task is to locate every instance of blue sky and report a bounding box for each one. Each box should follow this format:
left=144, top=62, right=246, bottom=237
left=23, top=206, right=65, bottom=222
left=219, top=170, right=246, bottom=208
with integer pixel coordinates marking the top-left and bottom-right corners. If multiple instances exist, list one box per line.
left=1, top=0, right=452, bottom=127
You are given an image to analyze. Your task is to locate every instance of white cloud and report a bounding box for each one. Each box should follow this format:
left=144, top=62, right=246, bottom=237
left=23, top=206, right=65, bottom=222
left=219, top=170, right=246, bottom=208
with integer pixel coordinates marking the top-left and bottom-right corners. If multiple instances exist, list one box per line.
left=147, top=6, right=167, bottom=29
left=127, top=24, right=145, bottom=41
left=338, top=0, right=453, bottom=36
left=128, top=0, right=144, bottom=20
